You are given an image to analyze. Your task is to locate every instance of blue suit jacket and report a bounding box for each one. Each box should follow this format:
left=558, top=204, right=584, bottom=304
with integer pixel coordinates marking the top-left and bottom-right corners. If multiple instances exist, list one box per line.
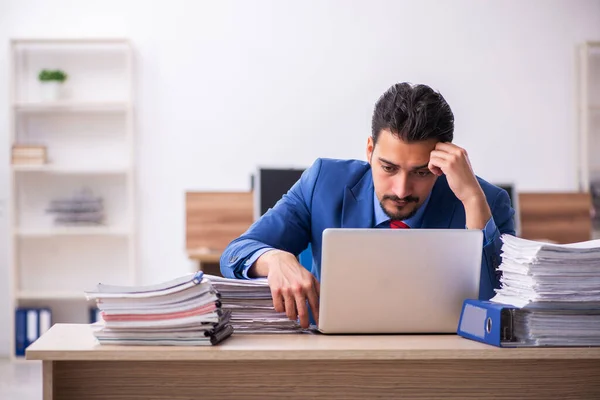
left=220, top=158, right=516, bottom=300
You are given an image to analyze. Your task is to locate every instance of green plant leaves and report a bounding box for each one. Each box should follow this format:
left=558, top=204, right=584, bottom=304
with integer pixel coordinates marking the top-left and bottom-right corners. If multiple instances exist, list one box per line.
left=38, top=69, right=68, bottom=82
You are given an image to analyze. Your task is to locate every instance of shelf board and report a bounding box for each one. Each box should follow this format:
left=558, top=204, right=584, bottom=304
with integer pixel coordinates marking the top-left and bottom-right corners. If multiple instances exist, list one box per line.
left=14, top=101, right=130, bottom=113
left=16, top=291, right=88, bottom=300
left=13, top=38, right=130, bottom=45
left=12, top=164, right=129, bottom=174
left=16, top=226, right=130, bottom=237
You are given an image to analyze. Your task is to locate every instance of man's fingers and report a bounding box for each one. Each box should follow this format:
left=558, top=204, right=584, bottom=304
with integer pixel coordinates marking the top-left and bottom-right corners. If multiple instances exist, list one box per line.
left=293, top=290, right=309, bottom=328
left=282, top=289, right=297, bottom=321
left=428, top=157, right=447, bottom=176
left=435, top=141, right=462, bottom=155
left=429, top=165, right=443, bottom=176
left=430, top=150, right=452, bottom=160
left=271, top=288, right=285, bottom=313
left=307, top=284, right=320, bottom=325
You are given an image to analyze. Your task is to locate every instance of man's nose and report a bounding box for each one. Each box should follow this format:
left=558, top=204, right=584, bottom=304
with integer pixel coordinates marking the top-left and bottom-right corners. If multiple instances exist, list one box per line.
left=391, top=172, right=412, bottom=199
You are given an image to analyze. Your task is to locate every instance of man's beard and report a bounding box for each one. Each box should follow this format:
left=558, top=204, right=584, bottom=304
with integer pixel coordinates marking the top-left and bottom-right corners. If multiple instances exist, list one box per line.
left=380, top=194, right=420, bottom=221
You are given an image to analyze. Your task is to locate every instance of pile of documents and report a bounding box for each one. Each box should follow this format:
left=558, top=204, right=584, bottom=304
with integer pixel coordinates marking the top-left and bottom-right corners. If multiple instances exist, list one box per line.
left=491, top=234, right=600, bottom=346
left=85, top=271, right=233, bottom=346
left=204, top=274, right=306, bottom=334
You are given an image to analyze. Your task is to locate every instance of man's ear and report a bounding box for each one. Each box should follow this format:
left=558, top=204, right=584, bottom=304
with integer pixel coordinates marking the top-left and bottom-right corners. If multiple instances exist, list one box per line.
left=366, top=136, right=374, bottom=163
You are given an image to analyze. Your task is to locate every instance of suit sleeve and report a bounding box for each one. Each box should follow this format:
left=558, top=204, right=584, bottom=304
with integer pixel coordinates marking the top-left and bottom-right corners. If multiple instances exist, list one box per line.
left=219, top=159, right=323, bottom=279
left=480, top=189, right=516, bottom=299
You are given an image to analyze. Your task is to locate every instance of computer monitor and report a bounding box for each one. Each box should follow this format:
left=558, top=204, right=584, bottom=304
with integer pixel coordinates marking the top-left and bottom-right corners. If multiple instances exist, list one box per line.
left=252, top=167, right=305, bottom=221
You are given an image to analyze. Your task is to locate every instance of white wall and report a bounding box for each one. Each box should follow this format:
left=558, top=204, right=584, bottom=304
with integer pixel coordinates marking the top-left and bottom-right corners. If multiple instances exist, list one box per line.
left=1, top=0, right=599, bottom=356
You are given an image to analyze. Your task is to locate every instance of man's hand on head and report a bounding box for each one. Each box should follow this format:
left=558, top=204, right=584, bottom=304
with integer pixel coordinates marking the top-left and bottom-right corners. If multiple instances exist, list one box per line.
left=428, top=142, right=491, bottom=230
left=428, top=142, right=482, bottom=202
left=255, top=249, right=320, bottom=329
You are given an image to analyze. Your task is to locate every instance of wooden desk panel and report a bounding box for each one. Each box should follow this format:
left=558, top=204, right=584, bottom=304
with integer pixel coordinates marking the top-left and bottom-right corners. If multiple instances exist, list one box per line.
left=49, top=359, right=600, bottom=400
left=27, top=324, right=600, bottom=399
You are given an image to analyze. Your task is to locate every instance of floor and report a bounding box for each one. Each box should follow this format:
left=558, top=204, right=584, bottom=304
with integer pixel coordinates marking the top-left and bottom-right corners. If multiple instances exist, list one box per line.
left=0, top=359, right=42, bottom=400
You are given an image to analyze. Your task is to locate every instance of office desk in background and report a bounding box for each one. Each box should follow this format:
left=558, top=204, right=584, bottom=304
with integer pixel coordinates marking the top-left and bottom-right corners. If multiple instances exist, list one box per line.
left=27, top=324, right=600, bottom=399
left=185, top=191, right=254, bottom=277
left=187, top=248, right=222, bottom=276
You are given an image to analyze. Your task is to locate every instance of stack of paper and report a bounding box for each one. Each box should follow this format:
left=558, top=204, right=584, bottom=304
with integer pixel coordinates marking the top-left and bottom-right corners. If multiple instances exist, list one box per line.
left=491, top=234, right=600, bottom=346
left=511, top=308, right=600, bottom=346
left=491, top=235, right=600, bottom=307
left=85, top=271, right=233, bottom=346
left=203, top=275, right=306, bottom=334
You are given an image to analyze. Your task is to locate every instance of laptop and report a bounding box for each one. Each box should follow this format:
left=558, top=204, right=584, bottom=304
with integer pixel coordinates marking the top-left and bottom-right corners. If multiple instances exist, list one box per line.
left=317, top=228, right=483, bottom=334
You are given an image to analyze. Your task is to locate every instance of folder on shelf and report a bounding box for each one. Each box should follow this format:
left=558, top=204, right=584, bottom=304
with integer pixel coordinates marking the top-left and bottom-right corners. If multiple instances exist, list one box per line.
left=15, top=309, right=27, bottom=357
left=39, top=308, right=52, bottom=336
left=26, top=309, right=38, bottom=348
left=89, top=307, right=102, bottom=324
left=15, top=307, right=52, bottom=357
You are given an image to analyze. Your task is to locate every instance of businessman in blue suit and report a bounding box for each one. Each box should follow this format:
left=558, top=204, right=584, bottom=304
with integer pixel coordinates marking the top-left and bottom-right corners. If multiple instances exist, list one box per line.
left=221, top=82, right=516, bottom=328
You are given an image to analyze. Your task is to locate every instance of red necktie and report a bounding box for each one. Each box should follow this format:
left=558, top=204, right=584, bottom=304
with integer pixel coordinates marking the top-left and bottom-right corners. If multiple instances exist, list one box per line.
left=390, top=220, right=410, bottom=229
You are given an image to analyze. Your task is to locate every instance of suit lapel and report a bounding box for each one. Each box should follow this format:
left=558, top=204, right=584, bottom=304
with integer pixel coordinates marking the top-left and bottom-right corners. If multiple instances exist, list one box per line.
left=340, top=169, right=458, bottom=229
left=420, top=175, right=459, bottom=229
left=341, top=168, right=374, bottom=228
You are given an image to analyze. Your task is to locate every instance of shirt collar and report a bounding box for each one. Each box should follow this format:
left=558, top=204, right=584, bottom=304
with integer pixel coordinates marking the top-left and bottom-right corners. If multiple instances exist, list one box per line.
left=373, top=190, right=432, bottom=228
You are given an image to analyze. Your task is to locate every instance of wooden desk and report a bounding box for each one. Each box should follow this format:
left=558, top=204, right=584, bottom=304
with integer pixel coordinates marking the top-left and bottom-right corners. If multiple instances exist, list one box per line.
left=26, top=324, right=600, bottom=399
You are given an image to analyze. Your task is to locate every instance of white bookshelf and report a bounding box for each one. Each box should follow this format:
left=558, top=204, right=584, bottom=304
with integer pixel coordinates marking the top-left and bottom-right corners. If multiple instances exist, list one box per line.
left=8, top=38, right=137, bottom=360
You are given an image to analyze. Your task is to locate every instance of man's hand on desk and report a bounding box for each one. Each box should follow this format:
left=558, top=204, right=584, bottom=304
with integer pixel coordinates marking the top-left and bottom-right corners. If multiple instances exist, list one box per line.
left=249, top=249, right=319, bottom=329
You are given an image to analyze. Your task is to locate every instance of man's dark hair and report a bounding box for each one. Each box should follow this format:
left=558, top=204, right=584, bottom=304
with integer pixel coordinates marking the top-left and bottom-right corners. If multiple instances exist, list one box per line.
left=371, top=82, right=454, bottom=144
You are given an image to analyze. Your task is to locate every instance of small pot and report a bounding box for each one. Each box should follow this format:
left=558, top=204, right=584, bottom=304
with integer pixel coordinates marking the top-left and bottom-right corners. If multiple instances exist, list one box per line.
left=40, top=81, right=63, bottom=101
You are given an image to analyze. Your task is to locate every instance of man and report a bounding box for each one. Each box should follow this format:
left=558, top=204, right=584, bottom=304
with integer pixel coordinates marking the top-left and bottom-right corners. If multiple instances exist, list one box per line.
left=220, top=82, right=515, bottom=329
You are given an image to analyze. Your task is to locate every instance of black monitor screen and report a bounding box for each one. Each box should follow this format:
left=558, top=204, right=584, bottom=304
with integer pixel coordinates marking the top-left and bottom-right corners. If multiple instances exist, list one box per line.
left=257, top=168, right=305, bottom=216
left=497, top=184, right=515, bottom=207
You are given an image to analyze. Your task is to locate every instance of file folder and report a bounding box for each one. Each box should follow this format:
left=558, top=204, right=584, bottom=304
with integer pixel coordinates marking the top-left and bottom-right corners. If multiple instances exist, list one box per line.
left=15, top=308, right=27, bottom=357
left=26, top=309, right=38, bottom=347
left=457, top=299, right=517, bottom=347
left=15, top=307, right=53, bottom=356
left=89, top=306, right=102, bottom=323
left=39, top=308, right=52, bottom=336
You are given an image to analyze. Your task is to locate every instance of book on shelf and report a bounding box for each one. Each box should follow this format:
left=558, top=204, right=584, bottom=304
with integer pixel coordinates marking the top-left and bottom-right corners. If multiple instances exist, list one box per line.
left=11, top=144, right=47, bottom=165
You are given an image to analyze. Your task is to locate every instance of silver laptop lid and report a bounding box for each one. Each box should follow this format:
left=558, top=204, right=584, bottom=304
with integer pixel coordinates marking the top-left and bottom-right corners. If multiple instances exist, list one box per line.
left=318, top=228, right=483, bottom=334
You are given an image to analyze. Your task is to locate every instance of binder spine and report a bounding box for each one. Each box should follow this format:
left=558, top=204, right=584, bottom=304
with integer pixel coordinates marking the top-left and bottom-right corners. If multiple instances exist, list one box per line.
left=39, top=308, right=52, bottom=336
left=26, top=309, right=39, bottom=349
left=457, top=299, right=517, bottom=347
left=15, top=308, right=26, bottom=357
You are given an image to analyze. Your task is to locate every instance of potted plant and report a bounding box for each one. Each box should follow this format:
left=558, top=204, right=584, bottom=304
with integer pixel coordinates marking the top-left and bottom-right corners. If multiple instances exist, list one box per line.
left=38, top=69, right=68, bottom=101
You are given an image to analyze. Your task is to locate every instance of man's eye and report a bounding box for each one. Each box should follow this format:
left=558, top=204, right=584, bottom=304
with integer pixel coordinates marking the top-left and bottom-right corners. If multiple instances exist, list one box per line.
left=415, top=170, right=432, bottom=177
left=382, top=165, right=394, bottom=173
